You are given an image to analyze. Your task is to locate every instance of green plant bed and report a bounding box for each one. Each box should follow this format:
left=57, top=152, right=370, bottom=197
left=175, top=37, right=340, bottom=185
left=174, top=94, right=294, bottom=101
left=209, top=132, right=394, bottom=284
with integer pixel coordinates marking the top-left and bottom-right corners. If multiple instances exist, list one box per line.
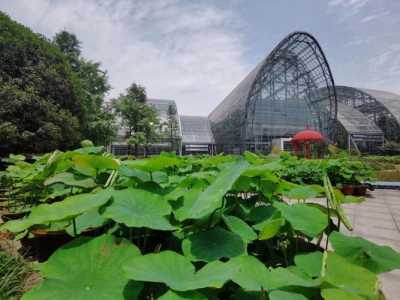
left=0, top=149, right=399, bottom=299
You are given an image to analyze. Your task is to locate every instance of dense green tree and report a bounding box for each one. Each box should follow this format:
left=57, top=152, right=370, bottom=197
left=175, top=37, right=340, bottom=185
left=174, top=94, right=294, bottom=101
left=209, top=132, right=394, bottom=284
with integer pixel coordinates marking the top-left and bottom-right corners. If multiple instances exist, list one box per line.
left=53, top=30, right=115, bottom=146
left=113, top=83, right=159, bottom=155
left=0, top=12, right=85, bottom=154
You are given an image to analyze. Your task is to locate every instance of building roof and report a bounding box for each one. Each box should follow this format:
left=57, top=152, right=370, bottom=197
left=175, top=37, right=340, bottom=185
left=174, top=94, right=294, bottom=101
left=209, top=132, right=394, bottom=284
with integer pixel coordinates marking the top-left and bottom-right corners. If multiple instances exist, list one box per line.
left=337, top=103, right=383, bottom=136
left=179, top=116, right=215, bottom=144
left=358, top=88, right=400, bottom=125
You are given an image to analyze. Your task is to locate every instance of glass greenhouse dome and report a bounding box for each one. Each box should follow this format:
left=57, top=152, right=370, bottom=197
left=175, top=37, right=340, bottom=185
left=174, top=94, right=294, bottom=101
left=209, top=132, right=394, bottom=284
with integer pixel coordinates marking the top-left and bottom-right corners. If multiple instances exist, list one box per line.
left=208, top=32, right=337, bottom=154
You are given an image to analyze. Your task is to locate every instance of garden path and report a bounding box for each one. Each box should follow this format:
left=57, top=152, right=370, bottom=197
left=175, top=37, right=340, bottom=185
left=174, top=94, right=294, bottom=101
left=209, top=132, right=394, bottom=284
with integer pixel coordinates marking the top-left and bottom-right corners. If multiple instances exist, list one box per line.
left=342, top=190, right=400, bottom=300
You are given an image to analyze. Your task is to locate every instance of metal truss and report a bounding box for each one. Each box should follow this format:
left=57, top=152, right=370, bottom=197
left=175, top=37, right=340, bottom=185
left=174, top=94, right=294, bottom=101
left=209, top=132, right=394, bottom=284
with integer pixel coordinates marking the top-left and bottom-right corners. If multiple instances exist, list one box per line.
left=243, top=32, right=338, bottom=152
left=335, top=86, right=400, bottom=143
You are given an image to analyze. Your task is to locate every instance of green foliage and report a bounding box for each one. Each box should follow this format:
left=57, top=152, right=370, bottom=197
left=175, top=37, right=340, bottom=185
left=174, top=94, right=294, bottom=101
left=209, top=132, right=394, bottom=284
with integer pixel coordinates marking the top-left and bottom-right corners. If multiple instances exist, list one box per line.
left=53, top=30, right=116, bottom=146
left=113, top=83, right=160, bottom=155
left=0, top=251, right=31, bottom=300
left=21, top=235, right=142, bottom=300
left=330, top=231, right=400, bottom=274
left=279, top=154, right=374, bottom=186
left=0, top=13, right=85, bottom=154
left=0, top=149, right=399, bottom=299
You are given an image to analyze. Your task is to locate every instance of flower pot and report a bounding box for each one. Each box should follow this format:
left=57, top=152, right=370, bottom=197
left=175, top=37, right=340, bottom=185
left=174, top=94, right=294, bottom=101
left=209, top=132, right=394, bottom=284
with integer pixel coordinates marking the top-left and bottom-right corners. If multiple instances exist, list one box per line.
left=31, top=229, right=73, bottom=262
left=353, top=185, right=367, bottom=196
left=0, top=230, right=13, bottom=239
left=341, top=185, right=354, bottom=195
left=1, top=211, right=28, bottom=222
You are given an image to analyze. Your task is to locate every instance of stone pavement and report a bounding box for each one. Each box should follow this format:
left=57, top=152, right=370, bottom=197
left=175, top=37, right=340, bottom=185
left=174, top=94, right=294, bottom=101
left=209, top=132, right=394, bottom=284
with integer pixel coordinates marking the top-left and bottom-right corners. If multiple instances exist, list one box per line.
left=342, top=190, right=400, bottom=300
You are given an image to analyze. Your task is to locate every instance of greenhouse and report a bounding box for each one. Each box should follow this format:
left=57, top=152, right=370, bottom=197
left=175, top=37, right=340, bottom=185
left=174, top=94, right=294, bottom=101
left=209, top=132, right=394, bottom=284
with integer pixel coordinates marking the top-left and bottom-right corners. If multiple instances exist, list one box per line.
left=208, top=32, right=400, bottom=154
left=335, top=86, right=400, bottom=145
left=208, top=32, right=337, bottom=154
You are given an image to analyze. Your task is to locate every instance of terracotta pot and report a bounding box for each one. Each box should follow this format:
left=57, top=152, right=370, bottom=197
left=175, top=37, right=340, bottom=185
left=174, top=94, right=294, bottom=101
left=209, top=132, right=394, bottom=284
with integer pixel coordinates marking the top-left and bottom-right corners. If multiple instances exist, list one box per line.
left=1, top=211, right=28, bottom=222
left=353, top=185, right=367, bottom=196
left=341, top=185, right=354, bottom=195
left=30, top=229, right=73, bottom=262
left=0, top=231, right=13, bottom=239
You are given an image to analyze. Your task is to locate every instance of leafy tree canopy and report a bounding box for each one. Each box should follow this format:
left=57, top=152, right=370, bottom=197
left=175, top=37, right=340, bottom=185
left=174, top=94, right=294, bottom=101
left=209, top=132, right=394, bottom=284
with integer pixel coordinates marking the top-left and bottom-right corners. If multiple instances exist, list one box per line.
left=0, top=12, right=85, bottom=154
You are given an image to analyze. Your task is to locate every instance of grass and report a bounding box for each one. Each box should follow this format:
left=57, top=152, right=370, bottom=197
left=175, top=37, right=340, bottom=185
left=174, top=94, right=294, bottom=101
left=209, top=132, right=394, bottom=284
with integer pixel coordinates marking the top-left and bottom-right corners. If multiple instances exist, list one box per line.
left=0, top=250, right=31, bottom=300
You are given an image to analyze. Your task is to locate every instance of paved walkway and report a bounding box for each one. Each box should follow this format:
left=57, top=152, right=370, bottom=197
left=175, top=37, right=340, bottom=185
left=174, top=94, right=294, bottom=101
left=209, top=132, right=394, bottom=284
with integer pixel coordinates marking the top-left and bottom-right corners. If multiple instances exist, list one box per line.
left=342, top=190, right=400, bottom=300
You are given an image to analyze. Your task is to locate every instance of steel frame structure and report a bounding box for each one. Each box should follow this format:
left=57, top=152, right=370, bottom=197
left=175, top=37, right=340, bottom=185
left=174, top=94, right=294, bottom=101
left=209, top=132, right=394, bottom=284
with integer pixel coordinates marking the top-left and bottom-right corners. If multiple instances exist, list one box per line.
left=209, top=32, right=338, bottom=154
left=335, top=86, right=400, bottom=143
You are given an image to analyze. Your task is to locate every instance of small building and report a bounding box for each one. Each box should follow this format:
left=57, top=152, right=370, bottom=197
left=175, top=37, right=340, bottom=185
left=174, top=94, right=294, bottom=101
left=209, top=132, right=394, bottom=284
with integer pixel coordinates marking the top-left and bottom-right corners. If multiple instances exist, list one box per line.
left=180, top=116, right=215, bottom=155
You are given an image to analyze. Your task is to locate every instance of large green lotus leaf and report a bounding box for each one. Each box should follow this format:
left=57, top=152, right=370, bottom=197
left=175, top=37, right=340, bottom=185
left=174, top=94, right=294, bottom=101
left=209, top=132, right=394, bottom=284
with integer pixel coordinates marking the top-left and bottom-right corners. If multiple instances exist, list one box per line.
left=330, top=231, right=400, bottom=274
left=242, top=165, right=280, bottom=179
left=266, top=267, right=319, bottom=290
left=157, top=290, right=207, bottom=300
left=123, top=251, right=234, bottom=291
left=228, top=255, right=317, bottom=291
left=284, top=186, right=320, bottom=200
left=188, top=160, right=249, bottom=219
left=118, top=165, right=151, bottom=181
left=72, top=154, right=118, bottom=177
left=322, top=252, right=378, bottom=298
left=0, top=189, right=112, bottom=233
left=22, top=235, right=142, bottom=300
left=44, top=172, right=97, bottom=188
left=122, top=155, right=181, bottom=172
left=182, top=227, right=245, bottom=262
left=73, top=146, right=105, bottom=154
left=273, top=202, right=328, bottom=237
left=222, top=215, right=257, bottom=243
left=258, top=218, right=284, bottom=240
left=321, top=289, right=366, bottom=300
left=269, top=290, right=308, bottom=300
left=103, top=188, right=175, bottom=230
left=246, top=205, right=277, bottom=223
left=172, top=188, right=204, bottom=221
left=228, top=255, right=271, bottom=291
left=294, top=251, right=323, bottom=278
left=65, top=207, right=107, bottom=236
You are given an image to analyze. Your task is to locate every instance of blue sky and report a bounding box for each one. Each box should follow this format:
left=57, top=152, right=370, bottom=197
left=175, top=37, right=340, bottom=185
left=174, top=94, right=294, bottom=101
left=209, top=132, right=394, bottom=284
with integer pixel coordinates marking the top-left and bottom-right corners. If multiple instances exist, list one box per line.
left=1, top=0, right=399, bottom=115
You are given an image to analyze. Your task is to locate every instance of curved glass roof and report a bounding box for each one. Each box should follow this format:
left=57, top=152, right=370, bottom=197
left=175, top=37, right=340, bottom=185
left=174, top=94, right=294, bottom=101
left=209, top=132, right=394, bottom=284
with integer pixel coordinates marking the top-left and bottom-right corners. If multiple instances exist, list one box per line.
left=335, top=86, right=400, bottom=142
left=208, top=32, right=337, bottom=153
left=337, top=103, right=383, bottom=135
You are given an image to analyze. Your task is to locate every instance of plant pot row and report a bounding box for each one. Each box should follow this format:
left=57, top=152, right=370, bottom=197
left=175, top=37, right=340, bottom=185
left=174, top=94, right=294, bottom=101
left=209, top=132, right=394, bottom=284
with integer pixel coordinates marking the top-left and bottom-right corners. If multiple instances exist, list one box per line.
left=340, top=184, right=368, bottom=196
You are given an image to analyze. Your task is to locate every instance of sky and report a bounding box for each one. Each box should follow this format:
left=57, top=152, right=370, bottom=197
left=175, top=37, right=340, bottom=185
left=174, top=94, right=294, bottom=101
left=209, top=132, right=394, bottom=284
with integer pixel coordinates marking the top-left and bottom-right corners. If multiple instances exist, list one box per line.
left=1, top=0, right=400, bottom=116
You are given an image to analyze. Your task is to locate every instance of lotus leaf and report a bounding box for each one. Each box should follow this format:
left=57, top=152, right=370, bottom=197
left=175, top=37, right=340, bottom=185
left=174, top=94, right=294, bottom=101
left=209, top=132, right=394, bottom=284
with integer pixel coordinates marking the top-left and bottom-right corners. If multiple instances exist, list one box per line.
left=222, top=215, right=257, bottom=243
left=0, top=189, right=112, bottom=233
left=22, top=234, right=142, bottom=300
left=330, top=231, right=400, bottom=273
left=182, top=227, right=245, bottom=262
left=123, top=251, right=234, bottom=291
left=103, top=188, right=175, bottom=230
left=273, top=202, right=328, bottom=237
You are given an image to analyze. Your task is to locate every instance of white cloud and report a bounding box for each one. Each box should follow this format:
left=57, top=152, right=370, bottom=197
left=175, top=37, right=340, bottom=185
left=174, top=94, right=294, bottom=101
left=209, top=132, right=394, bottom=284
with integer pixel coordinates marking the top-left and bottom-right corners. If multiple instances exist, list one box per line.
left=0, top=0, right=249, bottom=116
left=328, top=0, right=369, bottom=16
left=360, top=10, right=390, bottom=23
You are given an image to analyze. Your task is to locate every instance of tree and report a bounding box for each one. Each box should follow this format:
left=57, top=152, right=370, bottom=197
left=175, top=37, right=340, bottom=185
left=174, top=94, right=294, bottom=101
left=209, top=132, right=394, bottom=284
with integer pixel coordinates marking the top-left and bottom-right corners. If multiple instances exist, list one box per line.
left=113, top=83, right=159, bottom=155
left=53, top=30, right=81, bottom=71
left=53, top=30, right=115, bottom=146
left=0, top=12, right=84, bottom=155
left=166, top=104, right=180, bottom=152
